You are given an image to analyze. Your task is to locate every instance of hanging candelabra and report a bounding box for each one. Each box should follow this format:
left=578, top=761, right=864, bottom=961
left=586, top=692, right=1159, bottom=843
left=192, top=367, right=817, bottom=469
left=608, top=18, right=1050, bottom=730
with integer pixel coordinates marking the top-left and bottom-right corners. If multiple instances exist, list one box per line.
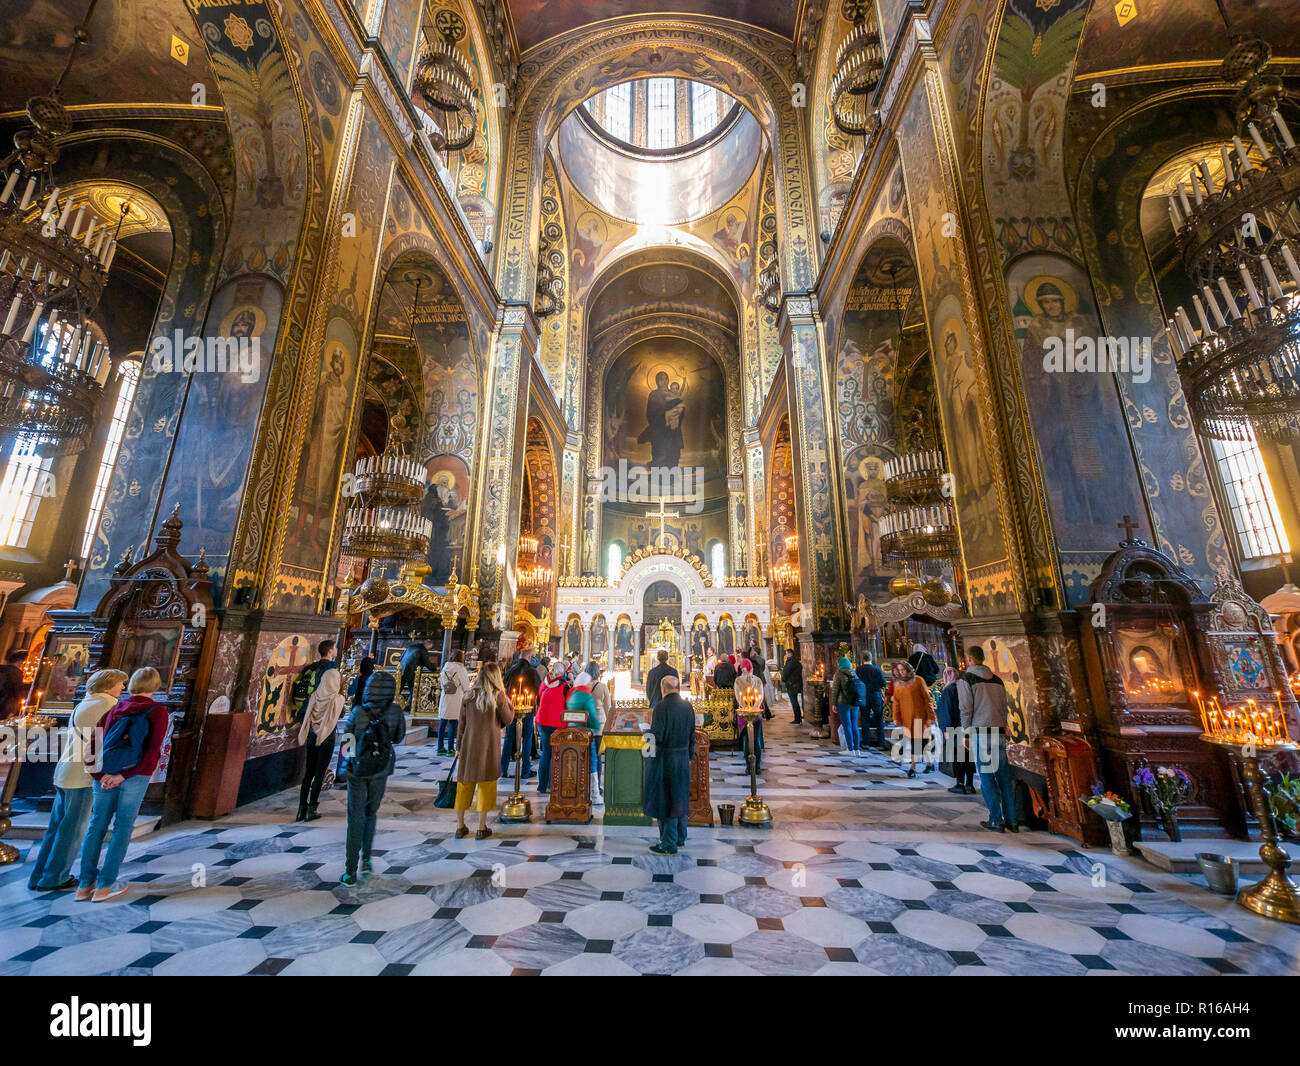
left=413, top=9, right=478, bottom=152
left=340, top=450, right=431, bottom=605
left=829, top=2, right=884, bottom=136
left=515, top=532, right=552, bottom=594
left=1164, top=16, right=1300, bottom=441
left=0, top=0, right=117, bottom=452
left=771, top=532, right=800, bottom=597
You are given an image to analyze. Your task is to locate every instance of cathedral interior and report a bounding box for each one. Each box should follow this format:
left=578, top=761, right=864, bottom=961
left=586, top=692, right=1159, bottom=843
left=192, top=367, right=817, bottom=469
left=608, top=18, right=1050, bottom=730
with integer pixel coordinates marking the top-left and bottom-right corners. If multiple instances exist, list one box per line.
left=3, top=0, right=1300, bottom=985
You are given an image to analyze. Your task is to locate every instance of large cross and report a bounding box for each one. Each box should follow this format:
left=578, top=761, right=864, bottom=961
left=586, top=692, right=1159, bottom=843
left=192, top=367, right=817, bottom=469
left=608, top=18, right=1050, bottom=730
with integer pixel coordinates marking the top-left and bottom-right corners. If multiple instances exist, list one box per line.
left=645, top=500, right=680, bottom=548
left=1118, top=514, right=1140, bottom=541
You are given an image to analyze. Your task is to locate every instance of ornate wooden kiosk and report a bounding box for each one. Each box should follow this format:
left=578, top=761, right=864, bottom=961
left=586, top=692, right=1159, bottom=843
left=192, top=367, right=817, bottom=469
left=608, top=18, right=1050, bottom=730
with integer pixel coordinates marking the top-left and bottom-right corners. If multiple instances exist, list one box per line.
left=544, top=724, right=594, bottom=824
left=44, top=508, right=218, bottom=825
left=688, top=728, right=712, bottom=826
left=1077, top=535, right=1297, bottom=837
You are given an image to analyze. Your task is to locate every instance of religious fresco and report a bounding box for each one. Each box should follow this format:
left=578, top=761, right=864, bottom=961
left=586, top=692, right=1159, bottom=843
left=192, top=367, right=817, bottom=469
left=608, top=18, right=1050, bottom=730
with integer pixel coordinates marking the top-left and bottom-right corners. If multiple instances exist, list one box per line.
left=253, top=633, right=312, bottom=737
left=1008, top=254, right=1149, bottom=601
left=160, top=273, right=283, bottom=591
left=537, top=156, right=569, bottom=395
left=768, top=419, right=797, bottom=611
left=421, top=455, right=470, bottom=585
left=602, top=339, right=728, bottom=487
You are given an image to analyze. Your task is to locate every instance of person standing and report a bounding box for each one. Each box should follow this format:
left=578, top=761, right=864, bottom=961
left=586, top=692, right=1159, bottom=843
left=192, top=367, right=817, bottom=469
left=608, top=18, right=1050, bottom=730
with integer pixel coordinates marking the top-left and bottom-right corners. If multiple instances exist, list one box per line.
left=642, top=675, right=695, bottom=855
left=734, top=658, right=765, bottom=772
left=296, top=663, right=345, bottom=822
left=831, top=656, right=865, bottom=755
left=908, top=642, right=941, bottom=686
left=936, top=665, right=975, bottom=794
left=399, top=638, right=435, bottom=701
left=958, top=646, right=1017, bottom=832
left=0, top=648, right=27, bottom=718
left=856, top=652, right=887, bottom=749
left=348, top=656, right=374, bottom=710
left=501, top=652, right=540, bottom=779
left=780, top=649, right=803, bottom=724
left=27, top=669, right=127, bottom=891
left=645, top=649, right=677, bottom=709
left=578, top=661, right=610, bottom=803
left=77, top=668, right=169, bottom=902
left=339, top=670, right=406, bottom=884
left=534, top=662, right=569, bottom=794
left=712, top=653, right=737, bottom=708
left=437, top=650, right=470, bottom=756
left=890, top=661, right=936, bottom=778
left=454, top=662, right=514, bottom=841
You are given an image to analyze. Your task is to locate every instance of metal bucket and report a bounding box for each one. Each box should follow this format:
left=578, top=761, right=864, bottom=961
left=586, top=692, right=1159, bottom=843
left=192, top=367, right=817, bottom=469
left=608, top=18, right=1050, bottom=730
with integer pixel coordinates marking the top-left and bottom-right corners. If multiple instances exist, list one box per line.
left=1196, top=852, right=1239, bottom=895
left=717, top=803, right=736, bottom=827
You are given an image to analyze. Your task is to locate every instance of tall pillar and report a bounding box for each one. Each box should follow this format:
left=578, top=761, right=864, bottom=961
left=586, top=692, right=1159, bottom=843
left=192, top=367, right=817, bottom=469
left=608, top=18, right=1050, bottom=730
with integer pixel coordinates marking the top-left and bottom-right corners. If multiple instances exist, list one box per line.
left=581, top=622, right=591, bottom=664
left=632, top=625, right=643, bottom=685
left=779, top=293, right=852, bottom=687
left=464, top=303, right=539, bottom=659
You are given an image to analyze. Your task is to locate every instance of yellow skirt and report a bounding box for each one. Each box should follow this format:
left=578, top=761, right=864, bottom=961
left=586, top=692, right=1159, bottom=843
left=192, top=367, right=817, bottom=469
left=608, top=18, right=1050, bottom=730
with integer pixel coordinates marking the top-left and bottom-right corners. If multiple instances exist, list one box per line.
left=454, top=780, right=497, bottom=813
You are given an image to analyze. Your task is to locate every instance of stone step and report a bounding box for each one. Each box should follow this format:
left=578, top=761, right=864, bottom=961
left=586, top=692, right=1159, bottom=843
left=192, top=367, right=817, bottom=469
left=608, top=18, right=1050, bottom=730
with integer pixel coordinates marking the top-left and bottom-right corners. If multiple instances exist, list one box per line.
left=8, top=809, right=158, bottom=842
left=1134, top=836, right=1273, bottom=875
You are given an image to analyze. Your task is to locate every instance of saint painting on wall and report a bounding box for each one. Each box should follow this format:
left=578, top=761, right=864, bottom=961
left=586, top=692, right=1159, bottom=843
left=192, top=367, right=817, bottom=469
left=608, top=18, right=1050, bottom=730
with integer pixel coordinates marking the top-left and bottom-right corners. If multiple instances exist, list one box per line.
left=421, top=456, right=469, bottom=585
left=591, top=615, right=608, bottom=661
left=565, top=617, right=582, bottom=657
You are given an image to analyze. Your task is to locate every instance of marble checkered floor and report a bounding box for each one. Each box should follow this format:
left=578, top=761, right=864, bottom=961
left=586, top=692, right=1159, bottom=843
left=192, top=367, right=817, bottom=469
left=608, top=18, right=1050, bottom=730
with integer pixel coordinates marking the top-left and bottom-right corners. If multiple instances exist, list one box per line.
left=2, top=719, right=1298, bottom=976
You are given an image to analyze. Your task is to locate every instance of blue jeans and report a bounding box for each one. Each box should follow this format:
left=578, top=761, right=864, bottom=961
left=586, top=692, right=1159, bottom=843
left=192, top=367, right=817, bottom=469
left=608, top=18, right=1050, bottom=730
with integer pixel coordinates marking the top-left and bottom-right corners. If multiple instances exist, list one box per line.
left=972, top=730, right=1017, bottom=828
left=838, top=704, right=861, bottom=751
left=437, top=719, right=458, bottom=752
left=28, top=785, right=93, bottom=889
left=537, top=725, right=557, bottom=791
left=658, top=815, right=687, bottom=850
left=500, top=711, right=534, bottom=777
left=79, top=775, right=150, bottom=890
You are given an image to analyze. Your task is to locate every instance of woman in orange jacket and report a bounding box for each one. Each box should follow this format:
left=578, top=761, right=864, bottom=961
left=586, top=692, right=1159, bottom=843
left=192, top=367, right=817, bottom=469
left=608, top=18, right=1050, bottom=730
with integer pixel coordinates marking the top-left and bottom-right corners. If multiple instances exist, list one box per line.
left=890, top=661, right=936, bottom=778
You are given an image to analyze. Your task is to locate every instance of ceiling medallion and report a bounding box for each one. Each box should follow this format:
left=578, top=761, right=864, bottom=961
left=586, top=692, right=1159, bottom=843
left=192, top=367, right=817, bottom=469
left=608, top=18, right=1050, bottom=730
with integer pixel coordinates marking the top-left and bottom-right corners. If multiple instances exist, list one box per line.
left=0, top=0, right=119, bottom=453
left=1164, top=20, right=1300, bottom=441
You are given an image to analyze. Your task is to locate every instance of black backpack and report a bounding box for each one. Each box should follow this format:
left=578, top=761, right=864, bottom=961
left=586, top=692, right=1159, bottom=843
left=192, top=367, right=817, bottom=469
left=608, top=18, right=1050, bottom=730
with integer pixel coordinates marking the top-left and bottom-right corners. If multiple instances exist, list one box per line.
left=352, top=709, right=394, bottom=777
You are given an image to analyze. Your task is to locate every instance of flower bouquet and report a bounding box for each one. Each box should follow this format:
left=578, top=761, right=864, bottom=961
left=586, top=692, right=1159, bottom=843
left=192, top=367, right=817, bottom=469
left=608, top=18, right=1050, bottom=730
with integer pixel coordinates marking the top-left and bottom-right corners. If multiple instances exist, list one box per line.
left=1082, top=786, right=1134, bottom=854
left=1133, top=763, right=1193, bottom=842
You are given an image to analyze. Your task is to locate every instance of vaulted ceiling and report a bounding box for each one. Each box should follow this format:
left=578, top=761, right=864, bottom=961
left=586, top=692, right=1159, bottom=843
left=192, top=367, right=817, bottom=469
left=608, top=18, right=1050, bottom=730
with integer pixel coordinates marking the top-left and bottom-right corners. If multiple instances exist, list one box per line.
left=504, top=0, right=800, bottom=53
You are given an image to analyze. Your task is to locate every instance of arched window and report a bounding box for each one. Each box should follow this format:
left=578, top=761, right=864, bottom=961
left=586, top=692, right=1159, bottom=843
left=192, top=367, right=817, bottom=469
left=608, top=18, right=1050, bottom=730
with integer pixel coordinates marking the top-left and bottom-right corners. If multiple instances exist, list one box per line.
left=646, top=78, right=676, bottom=149
left=691, top=83, right=720, bottom=139
left=80, top=360, right=141, bottom=561
left=710, top=541, right=725, bottom=584
left=607, top=542, right=623, bottom=580
left=600, top=82, right=631, bottom=142
left=1209, top=426, right=1290, bottom=561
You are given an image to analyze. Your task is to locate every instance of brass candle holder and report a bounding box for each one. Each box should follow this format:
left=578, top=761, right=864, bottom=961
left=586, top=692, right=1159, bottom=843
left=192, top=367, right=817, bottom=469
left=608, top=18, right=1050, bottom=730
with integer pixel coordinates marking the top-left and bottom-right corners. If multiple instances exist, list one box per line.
left=737, top=685, right=771, bottom=827
left=500, top=682, right=532, bottom=823
left=1197, top=689, right=1300, bottom=924
left=0, top=699, right=55, bottom=865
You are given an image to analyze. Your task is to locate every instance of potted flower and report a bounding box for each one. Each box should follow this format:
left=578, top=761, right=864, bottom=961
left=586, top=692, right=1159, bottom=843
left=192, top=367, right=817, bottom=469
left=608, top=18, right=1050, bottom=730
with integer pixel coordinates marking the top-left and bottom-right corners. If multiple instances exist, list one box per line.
left=1133, top=762, right=1193, bottom=842
left=1082, top=786, right=1134, bottom=855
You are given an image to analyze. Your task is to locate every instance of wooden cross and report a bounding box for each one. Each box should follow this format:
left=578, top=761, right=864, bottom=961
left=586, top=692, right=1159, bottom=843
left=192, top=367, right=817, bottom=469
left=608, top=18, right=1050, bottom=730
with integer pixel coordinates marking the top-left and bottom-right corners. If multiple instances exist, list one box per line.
left=645, top=500, right=680, bottom=548
left=62, top=559, right=77, bottom=583
left=1118, top=515, right=1140, bottom=541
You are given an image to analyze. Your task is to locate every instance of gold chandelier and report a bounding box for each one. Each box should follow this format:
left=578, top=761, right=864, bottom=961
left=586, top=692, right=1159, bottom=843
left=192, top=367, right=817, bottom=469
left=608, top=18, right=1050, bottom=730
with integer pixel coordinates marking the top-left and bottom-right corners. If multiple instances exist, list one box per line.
left=515, top=531, right=552, bottom=594
left=413, top=10, right=478, bottom=152
left=880, top=450, right=959, bottom=562
left=1165, top=20, right=1300, bottom=441
left=772, top=532, right=800, bottom=597
left=340, top=451, right=431, bottom=563
left=829, top=2, right=884, bottom=136
left=0, top=0, right=117, bottom=452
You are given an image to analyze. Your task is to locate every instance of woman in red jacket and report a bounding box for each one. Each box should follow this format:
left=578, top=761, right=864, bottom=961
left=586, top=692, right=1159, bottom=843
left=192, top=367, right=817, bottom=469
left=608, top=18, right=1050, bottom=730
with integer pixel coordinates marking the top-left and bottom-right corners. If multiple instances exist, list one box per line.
left=77, top=667, right=169, bottom=902
left=534, top=661, right=570, bottom=794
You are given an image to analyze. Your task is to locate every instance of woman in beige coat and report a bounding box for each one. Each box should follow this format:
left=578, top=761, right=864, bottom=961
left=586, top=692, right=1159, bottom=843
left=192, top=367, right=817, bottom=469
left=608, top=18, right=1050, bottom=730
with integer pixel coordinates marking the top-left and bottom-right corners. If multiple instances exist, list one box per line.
left=437, top=650, right=470, bottom=755
left=454, top=661, right=514, bottom=839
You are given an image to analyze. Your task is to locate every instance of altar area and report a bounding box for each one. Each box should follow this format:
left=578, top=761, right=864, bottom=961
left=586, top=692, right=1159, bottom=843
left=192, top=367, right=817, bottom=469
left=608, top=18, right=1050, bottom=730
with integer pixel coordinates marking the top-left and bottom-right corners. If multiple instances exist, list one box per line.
left=554, top=549, right=771, bottom=685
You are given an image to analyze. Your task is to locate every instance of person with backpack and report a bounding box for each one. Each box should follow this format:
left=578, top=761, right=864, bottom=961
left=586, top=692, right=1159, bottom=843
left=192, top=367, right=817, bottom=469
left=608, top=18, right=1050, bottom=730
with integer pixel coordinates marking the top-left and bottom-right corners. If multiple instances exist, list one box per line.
left=76, top=667, right=169, bottom=902
left=437, top=650, right=470, bottom=756
left=339, top=670, right=406, bottom=885
left=348, top=656, right=374, bottom=710
left=293, top=638, right=338, bottom=722
left=399, top=638, right=435, bottom=702
left=28, top=669, right=127, bottom=892
left=957, top=645, right=1018, bottom=832
left=856, top=652, right=888, bottom=749
left=831, top=656, right=865, bottom=756
left=908, top=642, right=941, bottom=686
left=454, top=662, right=514, bottom=840
left=296, top=660, right=345, bottom=822
left=534, top=661, right=570, bottom=794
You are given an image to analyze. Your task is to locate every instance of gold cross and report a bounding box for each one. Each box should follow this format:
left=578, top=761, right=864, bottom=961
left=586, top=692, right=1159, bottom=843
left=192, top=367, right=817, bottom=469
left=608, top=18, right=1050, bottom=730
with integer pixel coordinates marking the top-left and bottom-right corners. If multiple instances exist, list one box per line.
left=645, top=500, right=680, bottom=547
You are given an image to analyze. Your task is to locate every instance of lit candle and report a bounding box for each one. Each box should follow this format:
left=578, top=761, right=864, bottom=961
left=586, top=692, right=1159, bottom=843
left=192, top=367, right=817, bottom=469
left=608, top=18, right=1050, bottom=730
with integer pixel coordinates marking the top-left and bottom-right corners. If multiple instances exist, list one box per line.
left=1233, top=135, right=1254, bottom=171
left=1239, top=264, right=1264, bottom=309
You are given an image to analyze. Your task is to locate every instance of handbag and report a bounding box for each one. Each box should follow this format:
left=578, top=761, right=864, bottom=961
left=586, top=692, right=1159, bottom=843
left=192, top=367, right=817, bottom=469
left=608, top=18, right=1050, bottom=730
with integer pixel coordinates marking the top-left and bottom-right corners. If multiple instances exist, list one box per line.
left=434, top=753, right=459, bottom=808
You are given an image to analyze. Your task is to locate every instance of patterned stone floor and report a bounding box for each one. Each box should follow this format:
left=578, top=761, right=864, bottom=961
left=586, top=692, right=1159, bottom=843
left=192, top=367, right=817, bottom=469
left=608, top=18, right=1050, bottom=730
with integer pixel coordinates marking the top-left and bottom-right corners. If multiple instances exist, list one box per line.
left=3, top=716, right=1298, bottom=976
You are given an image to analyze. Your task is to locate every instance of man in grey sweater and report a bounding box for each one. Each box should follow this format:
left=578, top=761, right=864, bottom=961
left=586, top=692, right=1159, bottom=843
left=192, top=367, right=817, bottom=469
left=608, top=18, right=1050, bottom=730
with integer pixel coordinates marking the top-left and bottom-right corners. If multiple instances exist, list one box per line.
left=957, top=646, right=1019, bottom=833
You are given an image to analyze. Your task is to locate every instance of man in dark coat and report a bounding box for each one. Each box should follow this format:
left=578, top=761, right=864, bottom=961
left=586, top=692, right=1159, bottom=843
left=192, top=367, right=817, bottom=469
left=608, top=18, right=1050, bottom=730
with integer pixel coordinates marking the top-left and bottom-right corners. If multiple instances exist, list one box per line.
left=0, top=649, right=27, bottom=718
left=781, top=649, right=803, bottom=724
left=908, top=643, right=941, bottom=686
left=642, top=675, right=695, bottom=855
left=501, top=651, right=541, bottom=779
left=712, top=653, right=737, bottom=703
left=399, top=639, right=436, bottom=698
left=340, top=670, right=406, bottom=885
left=856, top=652, right=888, bottom=749
left=645, top=649, right=678, bottom=708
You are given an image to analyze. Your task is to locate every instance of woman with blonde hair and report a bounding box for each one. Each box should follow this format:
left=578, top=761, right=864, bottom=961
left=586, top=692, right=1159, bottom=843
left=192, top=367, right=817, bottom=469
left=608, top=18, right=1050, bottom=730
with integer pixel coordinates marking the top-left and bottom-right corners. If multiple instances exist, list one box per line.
left=891, top=660, right=936, bottom=778
left=454, top=660, right=514, bottom=840
left=28, top=668, right=128, bottom=891
left=77, top=667, right=169, bottom=902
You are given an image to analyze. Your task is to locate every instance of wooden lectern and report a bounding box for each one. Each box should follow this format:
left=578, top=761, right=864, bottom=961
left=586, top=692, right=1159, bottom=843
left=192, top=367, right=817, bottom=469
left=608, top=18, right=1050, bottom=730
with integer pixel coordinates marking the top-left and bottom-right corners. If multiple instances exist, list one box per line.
left=544, top=723, right=593, bottom=824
